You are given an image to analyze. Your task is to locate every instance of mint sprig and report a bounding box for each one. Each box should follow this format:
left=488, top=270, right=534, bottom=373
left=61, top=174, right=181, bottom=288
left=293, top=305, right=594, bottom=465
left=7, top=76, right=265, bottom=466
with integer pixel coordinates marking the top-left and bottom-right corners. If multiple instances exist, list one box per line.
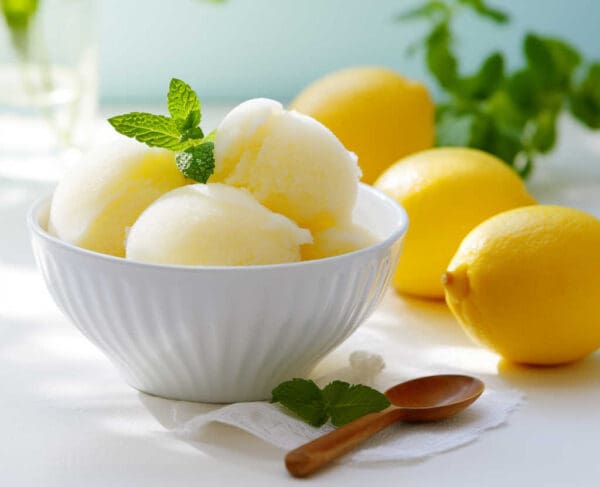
left=108, top=113, right=187, bottom=150
left=398, top=0, right=600, bottom=178
left=168, top=78, right=201, bottom=123
left=323, top=381, right=392, bottom=426
left=272, top=379, right=329, bottom=427
left=570, top=63, right=600, bottom=129
left=108, top=78, right=215, bottom=183
left=271, top=379, right=390, bottom=427
left=176, top=142, right=215, bottom=183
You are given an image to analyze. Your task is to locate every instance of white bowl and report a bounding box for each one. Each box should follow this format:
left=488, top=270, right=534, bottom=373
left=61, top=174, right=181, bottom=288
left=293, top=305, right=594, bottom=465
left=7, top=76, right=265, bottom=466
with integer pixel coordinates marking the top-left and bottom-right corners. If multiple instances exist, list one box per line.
left=28, top=184, right=408, bottom=402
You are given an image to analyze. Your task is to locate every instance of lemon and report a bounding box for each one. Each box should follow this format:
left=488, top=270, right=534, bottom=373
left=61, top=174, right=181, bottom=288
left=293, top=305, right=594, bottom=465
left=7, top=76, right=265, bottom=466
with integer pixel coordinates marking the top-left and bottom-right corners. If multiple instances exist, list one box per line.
left=375, top=147, right=535, bottom=298
left=444, top=205, right=600, bottom=365
left=290, top=66, right=434, bottom=184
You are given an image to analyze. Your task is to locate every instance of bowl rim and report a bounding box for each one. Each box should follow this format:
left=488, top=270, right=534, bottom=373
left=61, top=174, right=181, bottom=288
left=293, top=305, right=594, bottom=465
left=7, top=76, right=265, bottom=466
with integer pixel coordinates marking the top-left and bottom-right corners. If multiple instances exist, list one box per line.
left=28, top=183, right=409, bottom=272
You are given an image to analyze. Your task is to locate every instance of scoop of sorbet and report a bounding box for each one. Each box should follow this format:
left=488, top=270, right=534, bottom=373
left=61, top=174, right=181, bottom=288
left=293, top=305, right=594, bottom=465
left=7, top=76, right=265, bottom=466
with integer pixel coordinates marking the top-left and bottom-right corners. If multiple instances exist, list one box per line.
left=125, top=183, right=312, bottom=266
left=49, top=140, right=187, bottom=257
left=212, top=98, right=361, bottom=232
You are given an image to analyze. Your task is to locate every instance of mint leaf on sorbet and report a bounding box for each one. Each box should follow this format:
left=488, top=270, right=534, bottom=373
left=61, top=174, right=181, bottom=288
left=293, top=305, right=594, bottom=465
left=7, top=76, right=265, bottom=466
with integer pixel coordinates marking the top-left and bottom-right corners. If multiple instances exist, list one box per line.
left=108, top=78, right=217, bottom=183
left=168, top=78, right=202, bottom=130
left=108, top=112, right=186, bottom=150
left=175, top=142, right=215, bottom=183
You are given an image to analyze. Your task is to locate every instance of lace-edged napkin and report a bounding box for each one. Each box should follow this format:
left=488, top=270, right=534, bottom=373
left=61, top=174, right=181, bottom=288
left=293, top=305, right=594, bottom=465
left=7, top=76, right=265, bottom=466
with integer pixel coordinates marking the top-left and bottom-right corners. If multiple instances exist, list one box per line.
left=149, top=351, right=522, bottom=464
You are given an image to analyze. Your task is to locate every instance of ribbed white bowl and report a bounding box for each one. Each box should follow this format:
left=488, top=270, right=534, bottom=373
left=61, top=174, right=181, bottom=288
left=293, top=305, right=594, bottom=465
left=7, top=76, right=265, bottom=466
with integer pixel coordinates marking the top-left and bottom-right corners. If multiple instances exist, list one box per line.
left=28, top=184, right=408, bottom=403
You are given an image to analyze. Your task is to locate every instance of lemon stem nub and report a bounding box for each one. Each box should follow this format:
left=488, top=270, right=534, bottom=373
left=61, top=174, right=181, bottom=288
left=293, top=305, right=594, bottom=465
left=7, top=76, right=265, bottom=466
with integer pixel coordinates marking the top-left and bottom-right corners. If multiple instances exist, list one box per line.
left=442, top=267, right=470, bottom=300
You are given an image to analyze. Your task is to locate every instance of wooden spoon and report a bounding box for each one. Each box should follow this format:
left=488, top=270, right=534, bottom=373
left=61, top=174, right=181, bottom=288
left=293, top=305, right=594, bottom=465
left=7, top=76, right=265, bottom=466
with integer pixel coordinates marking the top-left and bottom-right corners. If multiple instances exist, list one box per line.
left=285, top=374, right=484, bottom=478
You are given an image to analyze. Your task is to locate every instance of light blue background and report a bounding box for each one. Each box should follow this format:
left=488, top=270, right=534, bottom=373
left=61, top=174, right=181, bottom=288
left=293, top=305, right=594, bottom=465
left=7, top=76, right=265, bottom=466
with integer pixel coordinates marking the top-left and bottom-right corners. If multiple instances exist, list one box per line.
left=99, top=0, right=600, bottom=103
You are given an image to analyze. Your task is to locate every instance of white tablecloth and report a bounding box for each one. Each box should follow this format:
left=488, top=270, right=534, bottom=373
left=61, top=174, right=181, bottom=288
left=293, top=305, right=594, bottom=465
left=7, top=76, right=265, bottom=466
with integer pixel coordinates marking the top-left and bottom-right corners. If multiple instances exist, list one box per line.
left=1, top=109, right=599, bottom=486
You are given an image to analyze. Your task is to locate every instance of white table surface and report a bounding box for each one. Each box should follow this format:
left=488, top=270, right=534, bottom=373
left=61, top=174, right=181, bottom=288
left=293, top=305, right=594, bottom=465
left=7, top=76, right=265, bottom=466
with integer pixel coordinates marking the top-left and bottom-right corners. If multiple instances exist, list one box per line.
left=1, top=107, right=600, bottom=486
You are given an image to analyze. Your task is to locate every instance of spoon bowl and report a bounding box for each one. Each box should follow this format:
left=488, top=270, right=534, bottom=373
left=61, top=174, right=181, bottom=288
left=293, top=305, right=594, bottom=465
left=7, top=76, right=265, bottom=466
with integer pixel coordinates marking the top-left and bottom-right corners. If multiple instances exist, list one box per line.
left=285, top=374, right=485, bottom=477
left=385, top=374, right=485, bottom=422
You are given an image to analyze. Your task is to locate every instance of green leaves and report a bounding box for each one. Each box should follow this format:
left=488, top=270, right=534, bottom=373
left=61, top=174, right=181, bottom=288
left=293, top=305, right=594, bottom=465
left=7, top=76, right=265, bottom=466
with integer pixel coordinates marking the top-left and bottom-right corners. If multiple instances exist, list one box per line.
left=570, top=63, right=600, bottom=129
left=271, top=379, right=390, bottom=428
left=271, top=379, right=328, bottom=427
left=531, top=110, right=558, bottom=154
left=323, top=381, right=391, bottom=427
left=108, top=113, right=187, bottom=150
left=396, top=1, right=450, bottom=22
left=425, top=22, right=458, bottom=90
left=108, top=78, right=216, bottom=183
left=457, top=0, right=509, bottom=23
left=398, top=0, right=599, bottom=178
left=168, top=78, right=202, bottom=131
left=404, top=2, right=506, bottom=95
left=436, top=108, right=491, bottom=148
left=524, top=34, right=580, bottom=91
left=457, top=52, right=504, bottom=100
left=176, top=142, right=215, bottom=183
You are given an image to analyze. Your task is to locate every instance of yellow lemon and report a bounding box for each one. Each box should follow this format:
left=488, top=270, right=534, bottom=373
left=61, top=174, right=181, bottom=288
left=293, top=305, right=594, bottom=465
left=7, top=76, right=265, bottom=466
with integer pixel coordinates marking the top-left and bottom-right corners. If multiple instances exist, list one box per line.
left=290, top=66, right=434, bottom=184
left=375, top=147, right=535, bottom=299
left=444, top=205, right=600, bottom=365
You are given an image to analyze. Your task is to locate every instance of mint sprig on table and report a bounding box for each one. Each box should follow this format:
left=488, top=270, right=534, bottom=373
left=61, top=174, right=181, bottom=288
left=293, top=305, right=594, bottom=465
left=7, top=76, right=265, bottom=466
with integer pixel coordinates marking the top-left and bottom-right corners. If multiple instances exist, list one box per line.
left=108, top=78, right=216, bottom=183
left=398, top=0, right=600, bottom=178
left=271, top=379, right=390, bottom=427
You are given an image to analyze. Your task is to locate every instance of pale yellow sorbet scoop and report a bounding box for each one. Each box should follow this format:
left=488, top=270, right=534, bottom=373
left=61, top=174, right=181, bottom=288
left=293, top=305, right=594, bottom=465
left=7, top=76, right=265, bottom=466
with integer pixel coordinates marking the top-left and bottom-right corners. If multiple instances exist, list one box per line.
left=212, top=98, right=361, bottom=232
left=126, top=183, right=312, bottom=266
left=48, top=140, right=187, bottom=257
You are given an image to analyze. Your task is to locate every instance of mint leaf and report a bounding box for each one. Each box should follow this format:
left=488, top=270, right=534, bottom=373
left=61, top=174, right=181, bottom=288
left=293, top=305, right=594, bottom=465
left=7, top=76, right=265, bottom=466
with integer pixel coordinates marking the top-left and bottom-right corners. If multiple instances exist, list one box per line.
left=271, top=379, right=328, bottom=427
left=108, top=78, right=216, bottom=182
left=457, top=0, right=509, bottom=23
left=487, top=123, right=522, bottom=167
left=398, top=0, right=599, bottom=180
left=324, top=382, right=390, bottom=427
left=436, top=108, right=492, bottom=148
left=272, top=379, right=390, bottom=428
left=485, top=91, right=528, bottom=130
left=179, top=126, right=204, bottom=143
left=175, top=142, right=215, bottom=183
left=168, top=78, right=201, bottom=129
left=108, top=112, right=187, bottom=150
left=457, top=52, right=504, bottom=100
left=524, top=34, right=580, bottom=91
left=570, top=63, right=600, bottom=129
left=505, top=69, right=539, bottom=113
left=437, top=107, right=524, bottom=168
left=531, top=110, right=558, bottom=153
left=322, top=380, right=349, bottom=408
left=426, top=21, right=458, bottom=90
left=396, top=1, right=449, bottom=22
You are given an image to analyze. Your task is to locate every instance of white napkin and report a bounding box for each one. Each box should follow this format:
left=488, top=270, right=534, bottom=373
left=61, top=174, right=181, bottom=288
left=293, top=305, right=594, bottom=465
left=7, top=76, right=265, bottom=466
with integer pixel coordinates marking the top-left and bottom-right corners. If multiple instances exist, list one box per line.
left=161, top=351, right=522, bottom=464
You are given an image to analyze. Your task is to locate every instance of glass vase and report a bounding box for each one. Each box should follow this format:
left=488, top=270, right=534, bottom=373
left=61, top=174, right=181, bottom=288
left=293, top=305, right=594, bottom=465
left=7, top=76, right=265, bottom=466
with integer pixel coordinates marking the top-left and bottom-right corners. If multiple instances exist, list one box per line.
left=0, top=0, right=97, bottom=181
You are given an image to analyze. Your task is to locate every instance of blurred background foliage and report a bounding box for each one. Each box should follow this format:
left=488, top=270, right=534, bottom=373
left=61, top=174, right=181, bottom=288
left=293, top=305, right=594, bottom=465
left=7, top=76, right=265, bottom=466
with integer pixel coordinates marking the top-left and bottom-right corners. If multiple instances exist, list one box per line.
left=397, top=0, right=600, bottom=176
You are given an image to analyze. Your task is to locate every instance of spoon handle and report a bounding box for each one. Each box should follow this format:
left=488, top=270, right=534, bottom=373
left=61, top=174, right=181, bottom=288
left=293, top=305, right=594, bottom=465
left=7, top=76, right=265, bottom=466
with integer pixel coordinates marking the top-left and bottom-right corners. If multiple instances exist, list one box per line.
left=285, top=407, right=401, bottom=478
